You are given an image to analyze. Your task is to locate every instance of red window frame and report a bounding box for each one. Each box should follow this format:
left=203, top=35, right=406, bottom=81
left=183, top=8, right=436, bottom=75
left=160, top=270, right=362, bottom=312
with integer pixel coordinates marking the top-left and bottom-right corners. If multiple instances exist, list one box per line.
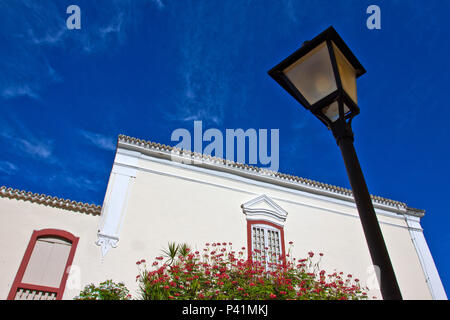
left=7, top=228, right=79, bottom=300
left=246, top=219, right=286, bottom=265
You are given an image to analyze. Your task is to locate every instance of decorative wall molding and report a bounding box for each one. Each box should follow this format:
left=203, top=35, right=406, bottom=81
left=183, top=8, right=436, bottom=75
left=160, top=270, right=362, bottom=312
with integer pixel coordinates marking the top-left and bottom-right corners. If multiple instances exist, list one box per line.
left=95, top=233, right=119, bottom=259
left=0, top=186, right=101, bottom=216
left=241, top=194, right=288, bottom=224
left=96, top=150, right=139, bottom=259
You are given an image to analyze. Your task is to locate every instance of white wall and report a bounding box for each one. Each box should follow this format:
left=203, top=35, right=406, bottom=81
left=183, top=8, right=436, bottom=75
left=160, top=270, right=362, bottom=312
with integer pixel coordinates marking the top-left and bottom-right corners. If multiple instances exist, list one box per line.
left=95, top=147, right=435, bottom=299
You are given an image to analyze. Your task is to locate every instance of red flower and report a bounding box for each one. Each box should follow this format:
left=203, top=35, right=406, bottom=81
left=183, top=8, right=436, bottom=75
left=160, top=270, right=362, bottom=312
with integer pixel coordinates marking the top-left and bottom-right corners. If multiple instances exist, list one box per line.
left=269, top=293, right=277, bottom=299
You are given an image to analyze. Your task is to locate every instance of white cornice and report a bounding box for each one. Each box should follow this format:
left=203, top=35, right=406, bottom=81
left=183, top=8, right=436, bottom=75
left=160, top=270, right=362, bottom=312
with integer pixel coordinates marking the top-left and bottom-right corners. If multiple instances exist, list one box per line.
left=116, top=134, right=423, bottom=218
left=241, top=194, right=288, bottom=222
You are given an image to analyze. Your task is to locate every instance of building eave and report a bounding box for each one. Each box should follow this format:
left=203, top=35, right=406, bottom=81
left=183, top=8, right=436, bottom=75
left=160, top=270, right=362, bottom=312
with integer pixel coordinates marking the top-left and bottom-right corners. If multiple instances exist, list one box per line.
left=0, top=186, right=102, bottom=216
left=117, top=134, right=423, bottom=218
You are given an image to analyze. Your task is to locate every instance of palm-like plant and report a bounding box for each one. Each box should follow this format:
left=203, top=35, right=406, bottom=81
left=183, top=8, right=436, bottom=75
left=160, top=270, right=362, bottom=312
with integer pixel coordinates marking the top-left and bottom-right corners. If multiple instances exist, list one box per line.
left=161, top=242, right=179, bottom=265
left=178, top=243, right=191, bottom=258
left=161, top=242, right=192, bottom=266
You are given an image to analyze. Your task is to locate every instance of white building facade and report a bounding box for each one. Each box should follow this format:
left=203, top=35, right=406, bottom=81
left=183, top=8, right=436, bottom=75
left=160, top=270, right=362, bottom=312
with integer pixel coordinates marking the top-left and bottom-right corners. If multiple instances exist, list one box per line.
left=0, top=134, right=447, bottom=300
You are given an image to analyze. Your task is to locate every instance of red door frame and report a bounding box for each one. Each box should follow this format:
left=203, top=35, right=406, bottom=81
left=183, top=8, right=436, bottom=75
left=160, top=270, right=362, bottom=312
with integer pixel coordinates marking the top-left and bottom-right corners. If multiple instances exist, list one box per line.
left=7, top=229, right=79, bottom=300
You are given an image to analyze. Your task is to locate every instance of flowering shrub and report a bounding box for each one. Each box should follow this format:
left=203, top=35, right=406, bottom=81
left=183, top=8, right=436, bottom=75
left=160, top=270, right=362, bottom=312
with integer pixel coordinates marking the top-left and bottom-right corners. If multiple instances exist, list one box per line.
left=136, top=242, right=368, bottom=300
left=75, top=280, right=132, bottom=300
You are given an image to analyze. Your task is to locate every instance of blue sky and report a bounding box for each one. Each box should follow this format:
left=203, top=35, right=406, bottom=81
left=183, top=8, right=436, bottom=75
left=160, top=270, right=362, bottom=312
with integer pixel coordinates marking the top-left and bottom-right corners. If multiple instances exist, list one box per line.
left=0, top=0, right=449, bottom=296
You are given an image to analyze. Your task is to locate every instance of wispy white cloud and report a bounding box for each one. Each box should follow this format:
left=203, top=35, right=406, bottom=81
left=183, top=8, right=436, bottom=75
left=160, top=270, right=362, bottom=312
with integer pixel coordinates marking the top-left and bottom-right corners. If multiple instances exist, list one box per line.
left=2, top=85, right=39, bottom=100
left=0, top=161, right=18, bottom=175
left=57, top=175, right=102, bottom=193
left=0, top=116, right=55, bottom=161
left=0, top=0, right=152, bottom=100
left=151, top=0, right=165, bottom=10
left=164, top=0, right=301, bottom=126
left=28, top=27, right=67, bottom=46
left=79, top=130, right=116, bottom=151
left=0, top=129, right=54, bottom=160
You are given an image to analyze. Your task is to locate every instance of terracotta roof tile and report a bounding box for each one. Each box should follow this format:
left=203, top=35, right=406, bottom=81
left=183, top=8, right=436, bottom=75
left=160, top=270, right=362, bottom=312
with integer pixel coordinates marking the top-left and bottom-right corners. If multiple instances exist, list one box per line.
left=0, top=186, right=101, bottom=215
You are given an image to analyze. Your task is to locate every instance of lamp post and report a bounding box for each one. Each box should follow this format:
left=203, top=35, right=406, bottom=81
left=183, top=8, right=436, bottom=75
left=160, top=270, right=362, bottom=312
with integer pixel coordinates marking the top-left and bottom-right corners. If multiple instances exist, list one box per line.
left=268, top=26, right=402, bottom=300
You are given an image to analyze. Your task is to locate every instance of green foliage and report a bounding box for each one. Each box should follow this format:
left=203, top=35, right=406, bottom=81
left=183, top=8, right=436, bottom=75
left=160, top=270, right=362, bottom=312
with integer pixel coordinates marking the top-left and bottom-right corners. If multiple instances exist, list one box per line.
left=161, top=242, right=179, bottom=265
left=74, top=280, right=131, bottom=300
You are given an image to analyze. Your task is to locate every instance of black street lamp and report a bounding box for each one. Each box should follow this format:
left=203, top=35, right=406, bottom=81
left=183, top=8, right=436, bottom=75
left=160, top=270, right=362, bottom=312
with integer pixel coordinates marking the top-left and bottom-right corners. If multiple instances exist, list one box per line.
left=268, top=26, right=403, bottom=300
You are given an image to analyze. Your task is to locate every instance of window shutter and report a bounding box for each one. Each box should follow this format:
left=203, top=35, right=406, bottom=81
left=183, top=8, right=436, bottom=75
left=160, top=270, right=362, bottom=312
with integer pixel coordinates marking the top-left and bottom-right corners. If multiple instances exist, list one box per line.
left=21, top=238, right=72, bottom=288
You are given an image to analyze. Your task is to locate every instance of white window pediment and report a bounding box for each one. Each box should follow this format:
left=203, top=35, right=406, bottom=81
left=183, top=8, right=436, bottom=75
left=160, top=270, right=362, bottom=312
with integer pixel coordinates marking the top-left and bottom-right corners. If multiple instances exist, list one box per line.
left=241, top=195, right=288, bottom=223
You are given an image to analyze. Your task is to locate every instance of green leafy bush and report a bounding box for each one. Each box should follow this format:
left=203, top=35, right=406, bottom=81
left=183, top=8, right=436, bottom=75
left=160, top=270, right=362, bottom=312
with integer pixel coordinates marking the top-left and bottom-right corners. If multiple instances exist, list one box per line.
left=74, top=280, right=132, bottom=300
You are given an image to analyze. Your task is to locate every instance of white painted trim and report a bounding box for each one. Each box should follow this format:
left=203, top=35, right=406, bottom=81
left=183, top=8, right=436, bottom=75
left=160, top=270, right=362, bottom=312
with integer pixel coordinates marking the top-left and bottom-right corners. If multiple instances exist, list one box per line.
left=96, top=151, right=139, bottom=259
left=114, top=147, right=410, bottom=229
left=117, top=147, right=407, bottom=219
left=241, top=194, right=288, bottom=223
left=405, top=216, right=448, bottom=300
left=117, top=140, right=411, bottom=215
